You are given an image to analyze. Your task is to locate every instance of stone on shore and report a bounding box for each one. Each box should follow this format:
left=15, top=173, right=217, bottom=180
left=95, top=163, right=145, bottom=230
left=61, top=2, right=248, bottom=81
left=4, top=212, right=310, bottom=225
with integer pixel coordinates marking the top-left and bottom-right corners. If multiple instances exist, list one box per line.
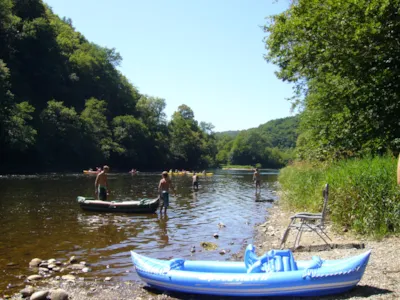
left=29, top=258, right=42, bottom=268
left=48, top=288, right=69, bottom=300
left=30, top=290, right=48, bottom=300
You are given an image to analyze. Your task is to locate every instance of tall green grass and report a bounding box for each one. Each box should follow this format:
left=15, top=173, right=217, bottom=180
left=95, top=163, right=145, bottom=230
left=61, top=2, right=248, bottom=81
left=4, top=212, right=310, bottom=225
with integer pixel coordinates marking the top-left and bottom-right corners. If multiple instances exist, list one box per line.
left=278, top=155, right=400, bottom=236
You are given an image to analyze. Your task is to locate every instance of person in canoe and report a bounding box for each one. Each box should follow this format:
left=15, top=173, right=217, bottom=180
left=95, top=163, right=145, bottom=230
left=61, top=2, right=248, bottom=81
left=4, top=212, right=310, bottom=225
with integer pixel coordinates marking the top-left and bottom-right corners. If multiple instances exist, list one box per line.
left=95, top=165, right=110, bottom=200
left=158, top=171, right=176, bottom=214
left=192, top=172, right=199, bottom=191
left=253, top=168, right=261, bottom=193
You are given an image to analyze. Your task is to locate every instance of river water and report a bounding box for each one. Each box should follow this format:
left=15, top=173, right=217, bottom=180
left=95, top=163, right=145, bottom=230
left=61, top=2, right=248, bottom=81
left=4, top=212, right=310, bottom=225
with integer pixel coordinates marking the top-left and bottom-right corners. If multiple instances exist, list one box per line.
left=0, top=169, right=279, bottom=293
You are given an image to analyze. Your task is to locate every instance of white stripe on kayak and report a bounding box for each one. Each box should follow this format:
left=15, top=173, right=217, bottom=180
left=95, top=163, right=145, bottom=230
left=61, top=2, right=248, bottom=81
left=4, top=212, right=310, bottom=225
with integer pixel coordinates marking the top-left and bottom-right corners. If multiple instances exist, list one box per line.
left=140, top=277, right=360, bottom=294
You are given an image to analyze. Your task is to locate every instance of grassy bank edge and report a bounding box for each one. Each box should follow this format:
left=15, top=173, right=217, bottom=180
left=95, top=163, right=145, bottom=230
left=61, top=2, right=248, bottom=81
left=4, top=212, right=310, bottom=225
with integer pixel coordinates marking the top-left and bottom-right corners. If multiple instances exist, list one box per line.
left=277, top=155, right=400, bottom=237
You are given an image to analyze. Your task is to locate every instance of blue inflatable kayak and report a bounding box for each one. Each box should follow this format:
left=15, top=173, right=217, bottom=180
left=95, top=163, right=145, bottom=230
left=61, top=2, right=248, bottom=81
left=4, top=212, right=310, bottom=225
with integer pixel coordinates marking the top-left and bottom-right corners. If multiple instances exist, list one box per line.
left=131, top=244, right=371, bottom=297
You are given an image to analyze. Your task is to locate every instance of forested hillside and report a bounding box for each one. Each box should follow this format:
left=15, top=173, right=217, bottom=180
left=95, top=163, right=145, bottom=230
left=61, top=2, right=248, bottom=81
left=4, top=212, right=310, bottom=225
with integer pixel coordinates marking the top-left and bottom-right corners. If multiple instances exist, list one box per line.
left=216, top=116, right=299, bottom=168
left=0, top=0, right=222, bottom=172
left=0, top=0, right=298, bottom=173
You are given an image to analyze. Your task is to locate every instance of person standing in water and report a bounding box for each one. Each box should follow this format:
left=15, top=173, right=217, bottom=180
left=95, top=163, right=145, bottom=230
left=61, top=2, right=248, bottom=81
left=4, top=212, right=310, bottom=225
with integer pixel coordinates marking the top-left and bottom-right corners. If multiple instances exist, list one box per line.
left=158, top=171, right=176, bottom=214
left=95, top=165, right=109, bottom=200
left=253, top=168, right=261, bottom=193
left=192, top=172, right=199, bottom=190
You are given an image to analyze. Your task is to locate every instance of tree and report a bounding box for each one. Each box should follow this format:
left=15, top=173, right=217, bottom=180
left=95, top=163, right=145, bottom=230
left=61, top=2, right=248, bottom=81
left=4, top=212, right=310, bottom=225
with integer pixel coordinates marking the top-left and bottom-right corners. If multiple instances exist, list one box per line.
left=264, top=0, right=400, bottom=160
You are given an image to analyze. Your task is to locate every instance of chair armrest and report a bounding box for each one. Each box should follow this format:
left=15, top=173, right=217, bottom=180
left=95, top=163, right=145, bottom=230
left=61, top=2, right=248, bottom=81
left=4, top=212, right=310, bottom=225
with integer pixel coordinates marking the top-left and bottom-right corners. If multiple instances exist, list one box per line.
left=290, top=213, right=322, bottom=220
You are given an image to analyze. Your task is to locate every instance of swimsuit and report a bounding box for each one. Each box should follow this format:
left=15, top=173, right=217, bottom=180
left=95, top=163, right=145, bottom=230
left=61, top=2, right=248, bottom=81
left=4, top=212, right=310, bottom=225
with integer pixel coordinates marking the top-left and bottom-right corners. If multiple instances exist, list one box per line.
left=161, top=191, right=169, bottom=207
left=98, top=185, right=107, bottom=200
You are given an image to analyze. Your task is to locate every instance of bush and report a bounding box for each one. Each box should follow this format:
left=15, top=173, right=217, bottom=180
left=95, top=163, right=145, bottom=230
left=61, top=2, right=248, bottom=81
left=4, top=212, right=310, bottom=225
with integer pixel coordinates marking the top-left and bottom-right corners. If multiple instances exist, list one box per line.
left=278, top=155, right=400, bottom=236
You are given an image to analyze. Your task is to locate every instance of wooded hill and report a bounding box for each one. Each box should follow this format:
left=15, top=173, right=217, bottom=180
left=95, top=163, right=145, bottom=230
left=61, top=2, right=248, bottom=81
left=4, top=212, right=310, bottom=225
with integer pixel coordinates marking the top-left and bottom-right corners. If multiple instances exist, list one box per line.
left=0, top=0, right=297, bottom=173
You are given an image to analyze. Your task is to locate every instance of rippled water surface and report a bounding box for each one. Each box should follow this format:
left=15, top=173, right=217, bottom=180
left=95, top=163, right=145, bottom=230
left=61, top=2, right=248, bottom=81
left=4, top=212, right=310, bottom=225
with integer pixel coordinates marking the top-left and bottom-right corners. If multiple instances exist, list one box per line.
left=0, top=169, right=279, bottom=292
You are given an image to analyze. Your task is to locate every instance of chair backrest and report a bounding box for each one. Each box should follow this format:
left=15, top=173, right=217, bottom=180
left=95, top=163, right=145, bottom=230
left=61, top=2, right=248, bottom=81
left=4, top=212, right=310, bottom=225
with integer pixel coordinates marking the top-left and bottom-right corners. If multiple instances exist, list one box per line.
left=320, top=183, right=329, bottom=225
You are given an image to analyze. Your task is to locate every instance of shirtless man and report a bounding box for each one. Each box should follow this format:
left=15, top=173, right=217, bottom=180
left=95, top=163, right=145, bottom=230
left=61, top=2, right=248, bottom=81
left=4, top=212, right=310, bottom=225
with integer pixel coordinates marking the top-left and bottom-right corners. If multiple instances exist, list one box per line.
left=253, top=168, right=261, bottom=193
left=192, top=172, right=199, bottom=190
left=158, top=171, right=176, bottom=214
left=95, top=165, right=109, bottom=200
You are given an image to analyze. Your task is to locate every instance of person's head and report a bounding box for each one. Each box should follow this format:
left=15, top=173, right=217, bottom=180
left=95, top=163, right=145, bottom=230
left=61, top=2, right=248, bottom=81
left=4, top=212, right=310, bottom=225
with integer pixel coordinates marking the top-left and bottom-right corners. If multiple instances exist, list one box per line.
left=162, top=171, right=168, bottom=178
left=103, top=165, right=110, bottom=173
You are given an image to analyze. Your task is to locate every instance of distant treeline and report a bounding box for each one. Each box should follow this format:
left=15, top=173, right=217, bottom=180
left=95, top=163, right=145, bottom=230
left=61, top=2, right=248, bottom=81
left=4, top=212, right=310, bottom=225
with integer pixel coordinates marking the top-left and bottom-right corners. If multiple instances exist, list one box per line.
left=0, top=0, right=298, bottom=173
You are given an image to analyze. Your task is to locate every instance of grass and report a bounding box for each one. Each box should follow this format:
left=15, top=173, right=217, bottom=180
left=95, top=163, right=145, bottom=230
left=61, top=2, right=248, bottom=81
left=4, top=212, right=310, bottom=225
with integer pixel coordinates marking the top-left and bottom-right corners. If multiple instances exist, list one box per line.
left=278, top=155, right=400, bottom=237
left=221, top=164, right=256, bottom=169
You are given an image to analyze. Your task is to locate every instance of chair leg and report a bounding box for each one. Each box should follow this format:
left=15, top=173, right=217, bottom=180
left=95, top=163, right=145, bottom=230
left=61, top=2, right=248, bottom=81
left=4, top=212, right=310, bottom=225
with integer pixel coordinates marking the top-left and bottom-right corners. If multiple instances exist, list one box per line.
left=294, top=223, right=304, bottom=249
left=280, top=220, right=294, bottom=249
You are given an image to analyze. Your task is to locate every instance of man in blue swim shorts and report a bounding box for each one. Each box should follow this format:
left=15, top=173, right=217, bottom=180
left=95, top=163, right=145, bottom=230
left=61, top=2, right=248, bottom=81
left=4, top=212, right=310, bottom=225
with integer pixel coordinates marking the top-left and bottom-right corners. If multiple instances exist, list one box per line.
left=158, top=171, right=176, bottom=214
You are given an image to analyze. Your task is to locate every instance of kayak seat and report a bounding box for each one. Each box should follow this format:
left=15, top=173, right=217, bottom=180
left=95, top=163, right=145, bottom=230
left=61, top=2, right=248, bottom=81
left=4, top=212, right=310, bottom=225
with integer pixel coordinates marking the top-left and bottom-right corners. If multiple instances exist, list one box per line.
left=168, top=258, right=185, bottom=271
left=246, top=248, right=298, bottom=273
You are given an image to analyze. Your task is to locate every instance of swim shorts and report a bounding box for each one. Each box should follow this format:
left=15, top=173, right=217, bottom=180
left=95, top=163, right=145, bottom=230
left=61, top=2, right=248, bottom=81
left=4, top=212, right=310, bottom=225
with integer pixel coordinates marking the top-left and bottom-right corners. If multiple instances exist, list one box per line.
left=161, top=191, right=169, bottom=207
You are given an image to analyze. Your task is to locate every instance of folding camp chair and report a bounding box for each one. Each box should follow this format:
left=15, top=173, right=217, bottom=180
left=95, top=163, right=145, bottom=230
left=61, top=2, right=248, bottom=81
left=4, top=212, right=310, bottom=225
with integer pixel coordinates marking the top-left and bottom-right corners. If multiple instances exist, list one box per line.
left=280, top=183, right=331, bottom=249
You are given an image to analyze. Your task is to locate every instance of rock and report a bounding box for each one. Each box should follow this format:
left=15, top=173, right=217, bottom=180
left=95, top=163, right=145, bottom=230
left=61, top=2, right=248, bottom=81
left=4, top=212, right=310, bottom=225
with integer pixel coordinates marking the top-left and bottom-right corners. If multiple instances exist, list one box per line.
left=69, top=256, right=77, bottom=264
left=48, top=288, right=69, bottom=300
left=7, top=262, right=17, bottom=266
left=200, top=242, right=218, bottom=250
left=213, top=233, right=219, bottom=238
left=38, top=267, right=49, bottom=273
left=48, top=263, right=56, bottom=269
left=30, top=290, right=49, bottom=300
left=267, top=226, right=274, bottom=232
left=29, top=258, right=42, bottom=268
left=79, top=261, right=87, bottom=266
left=52, top=267, right=61, bottom=272
left=104, top=277, right=112, bottom=281
left=48, top=259, right=56, bottom=264
left=219, top=249, right=226, bottom=255
left=61, top=274, right=75, bottom=281
left=20, top=286, right=35, bottom=298
left=82, top=267, right=91, bottom=273
left=27, top=274, right=43, bottom=281
left=68, top=264, right=84, bottom=270
left=218, top=222, right=226, bottom=228
left=190, top=246, right=196, bottom=253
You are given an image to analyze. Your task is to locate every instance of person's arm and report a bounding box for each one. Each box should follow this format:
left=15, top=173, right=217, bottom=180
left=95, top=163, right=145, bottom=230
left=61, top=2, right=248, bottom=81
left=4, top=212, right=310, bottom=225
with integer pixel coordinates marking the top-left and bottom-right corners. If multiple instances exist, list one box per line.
left=158, top=180, right=162, bottom=193
left=95, top=174, right=99, bottom=194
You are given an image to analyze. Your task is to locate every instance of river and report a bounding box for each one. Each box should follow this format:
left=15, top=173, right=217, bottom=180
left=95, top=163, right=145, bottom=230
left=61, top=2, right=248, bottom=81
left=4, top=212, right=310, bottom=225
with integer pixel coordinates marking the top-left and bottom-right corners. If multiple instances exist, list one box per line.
left=0, top=169, right=279, bottom=293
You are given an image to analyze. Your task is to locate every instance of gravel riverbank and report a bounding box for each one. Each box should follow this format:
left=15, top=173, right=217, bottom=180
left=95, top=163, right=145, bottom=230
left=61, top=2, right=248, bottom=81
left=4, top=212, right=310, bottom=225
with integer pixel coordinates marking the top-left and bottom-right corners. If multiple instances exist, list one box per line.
left=5, top=203, right=399, bottom=300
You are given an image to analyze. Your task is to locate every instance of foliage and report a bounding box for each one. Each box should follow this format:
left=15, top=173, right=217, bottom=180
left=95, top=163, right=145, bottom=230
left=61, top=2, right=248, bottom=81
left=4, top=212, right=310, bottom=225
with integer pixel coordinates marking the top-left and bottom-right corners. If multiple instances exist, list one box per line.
left=264, top=0, right=400, bottom=161
left=278, top=155, right=400, bottom=236
left=215, top=116, right=299, bottom=168
left=0, top=0, right=222, bottom=172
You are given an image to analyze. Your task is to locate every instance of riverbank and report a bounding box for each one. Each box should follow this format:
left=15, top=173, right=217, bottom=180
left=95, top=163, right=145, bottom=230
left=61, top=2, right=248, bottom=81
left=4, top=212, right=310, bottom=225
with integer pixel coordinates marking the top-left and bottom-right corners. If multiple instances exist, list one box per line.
left=6, top=203, right=400, bottom=300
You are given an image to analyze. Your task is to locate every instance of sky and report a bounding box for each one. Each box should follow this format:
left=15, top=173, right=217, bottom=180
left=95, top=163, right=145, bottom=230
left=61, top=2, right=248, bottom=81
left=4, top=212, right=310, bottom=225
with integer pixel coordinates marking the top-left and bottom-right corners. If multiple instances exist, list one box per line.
left=45, top=0, right=294, bottom=132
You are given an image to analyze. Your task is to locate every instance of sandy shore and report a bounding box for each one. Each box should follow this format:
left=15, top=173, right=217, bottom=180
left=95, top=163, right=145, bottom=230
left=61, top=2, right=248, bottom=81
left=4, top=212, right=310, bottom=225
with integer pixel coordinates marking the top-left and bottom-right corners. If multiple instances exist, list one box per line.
left=7, top=203, right=400, bottom=300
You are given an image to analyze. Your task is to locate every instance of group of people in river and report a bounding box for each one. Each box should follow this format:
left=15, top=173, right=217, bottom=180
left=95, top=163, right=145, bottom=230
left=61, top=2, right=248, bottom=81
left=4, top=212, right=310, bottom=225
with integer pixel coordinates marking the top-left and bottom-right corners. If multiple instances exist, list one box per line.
left=93, top=165, right=262, bottom=214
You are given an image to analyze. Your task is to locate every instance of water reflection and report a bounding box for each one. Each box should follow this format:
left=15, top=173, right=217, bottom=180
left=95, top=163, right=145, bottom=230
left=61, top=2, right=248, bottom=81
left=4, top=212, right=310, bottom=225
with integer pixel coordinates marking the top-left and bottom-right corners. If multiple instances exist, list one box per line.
left=0, top=169, right=279, bottom=292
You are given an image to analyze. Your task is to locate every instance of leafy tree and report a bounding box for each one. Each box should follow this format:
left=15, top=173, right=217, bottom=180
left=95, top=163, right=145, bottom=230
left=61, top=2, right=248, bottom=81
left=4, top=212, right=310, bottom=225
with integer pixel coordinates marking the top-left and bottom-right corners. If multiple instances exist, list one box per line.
left=264, top=0, right=400, bottom=160
left=112, top=115, right=149, bottom=166
left=38, top=100, right=83, bottom=168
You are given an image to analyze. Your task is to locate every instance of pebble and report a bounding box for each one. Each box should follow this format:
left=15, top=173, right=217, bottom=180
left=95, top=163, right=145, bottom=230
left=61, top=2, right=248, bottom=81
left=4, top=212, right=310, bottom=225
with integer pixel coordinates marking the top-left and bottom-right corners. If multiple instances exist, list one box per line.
left=61, top=274, right=76, bottom=281
left=30, top=290, right=48, bottom=300
left=48, top=288, right=69, bottom=300
left=20, top=286, right=35, bottom=297
left=213, top=233, right=219, bottom=238
left=27, top=274, right=43, bottom=281
left=104, top=277, right=112, bottom=281
left=29, top=258, right=42, bottom=268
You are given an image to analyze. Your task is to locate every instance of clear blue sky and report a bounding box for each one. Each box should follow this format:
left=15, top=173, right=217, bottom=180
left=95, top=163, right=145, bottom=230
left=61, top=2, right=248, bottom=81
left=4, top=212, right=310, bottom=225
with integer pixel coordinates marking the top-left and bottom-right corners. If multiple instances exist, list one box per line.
left=45, top=0, right=294, bottom=132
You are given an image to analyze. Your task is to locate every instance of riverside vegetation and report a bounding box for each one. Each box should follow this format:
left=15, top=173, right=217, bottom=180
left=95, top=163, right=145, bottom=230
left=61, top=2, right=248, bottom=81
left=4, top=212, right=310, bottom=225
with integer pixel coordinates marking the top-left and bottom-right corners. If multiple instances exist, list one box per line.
left=0, top=0, right=297, bottom=174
